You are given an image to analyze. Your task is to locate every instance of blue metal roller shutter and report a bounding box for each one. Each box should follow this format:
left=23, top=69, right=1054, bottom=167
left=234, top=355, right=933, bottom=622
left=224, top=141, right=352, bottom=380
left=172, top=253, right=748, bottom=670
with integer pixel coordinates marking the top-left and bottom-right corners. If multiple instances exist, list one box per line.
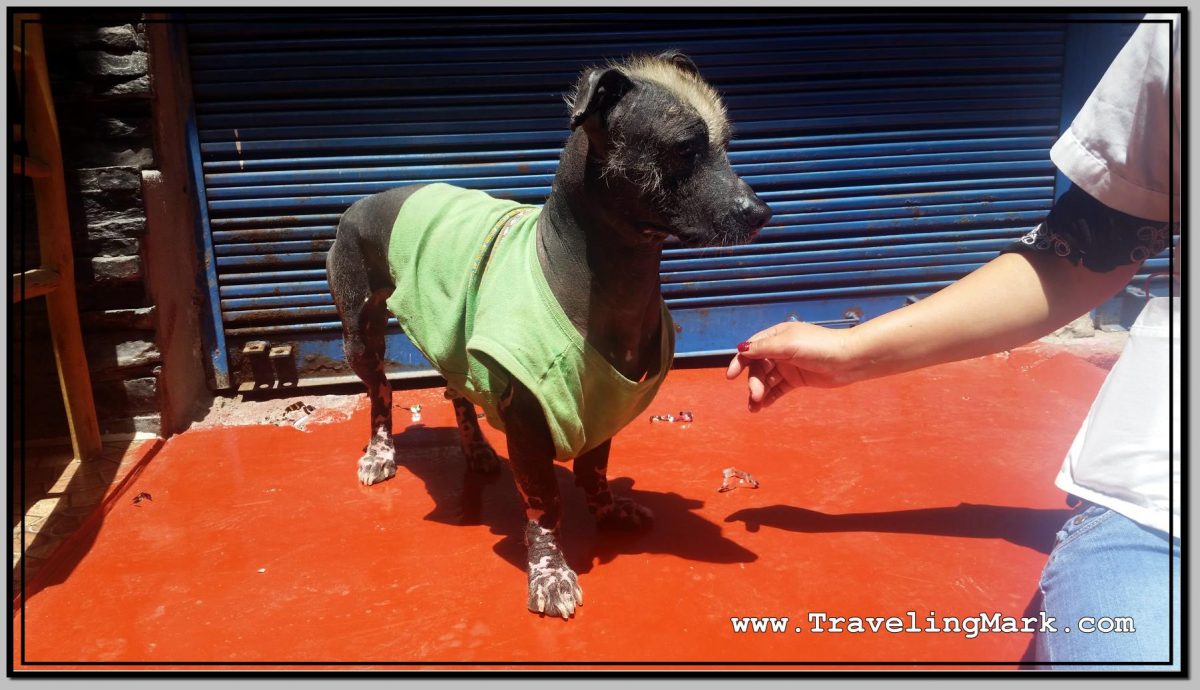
left=184, top=12, right=1168, bottom=390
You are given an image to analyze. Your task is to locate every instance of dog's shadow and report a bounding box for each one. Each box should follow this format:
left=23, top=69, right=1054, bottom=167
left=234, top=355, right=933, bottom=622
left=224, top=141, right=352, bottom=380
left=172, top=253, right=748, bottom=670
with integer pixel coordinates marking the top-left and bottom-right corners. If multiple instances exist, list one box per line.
left=392, top=424, right=758, bottom=574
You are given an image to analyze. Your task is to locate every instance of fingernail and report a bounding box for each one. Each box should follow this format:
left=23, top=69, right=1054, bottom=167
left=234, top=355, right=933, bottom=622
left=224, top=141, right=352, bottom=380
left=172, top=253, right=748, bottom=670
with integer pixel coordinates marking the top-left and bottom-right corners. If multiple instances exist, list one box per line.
left=737, top=341, right=750, bottom=352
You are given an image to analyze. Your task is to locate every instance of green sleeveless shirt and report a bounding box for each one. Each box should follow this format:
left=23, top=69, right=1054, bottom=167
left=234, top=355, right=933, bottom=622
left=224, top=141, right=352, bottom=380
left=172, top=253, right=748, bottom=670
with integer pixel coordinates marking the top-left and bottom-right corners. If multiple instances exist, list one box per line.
left=385, top=183, right=674, bottom=460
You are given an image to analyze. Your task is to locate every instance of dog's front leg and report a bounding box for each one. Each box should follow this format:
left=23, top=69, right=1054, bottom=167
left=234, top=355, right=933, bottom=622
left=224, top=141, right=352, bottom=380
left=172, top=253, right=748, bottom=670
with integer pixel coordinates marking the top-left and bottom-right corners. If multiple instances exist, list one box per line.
left=573, top=441, right=653, bottom=530
left=502, top=381, right=582, bottom=619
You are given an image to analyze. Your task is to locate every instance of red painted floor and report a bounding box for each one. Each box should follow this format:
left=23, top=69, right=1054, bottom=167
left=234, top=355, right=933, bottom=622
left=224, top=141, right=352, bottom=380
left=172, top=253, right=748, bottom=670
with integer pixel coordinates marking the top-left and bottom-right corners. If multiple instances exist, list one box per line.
left=14, top=346, right=1109, bottom=670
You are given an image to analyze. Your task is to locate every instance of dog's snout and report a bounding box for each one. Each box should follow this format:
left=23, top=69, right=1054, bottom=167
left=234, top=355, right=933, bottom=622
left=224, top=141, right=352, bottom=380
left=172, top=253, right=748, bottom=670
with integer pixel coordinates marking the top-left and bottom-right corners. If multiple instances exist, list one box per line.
left=735, top=180, right=772, bottom=229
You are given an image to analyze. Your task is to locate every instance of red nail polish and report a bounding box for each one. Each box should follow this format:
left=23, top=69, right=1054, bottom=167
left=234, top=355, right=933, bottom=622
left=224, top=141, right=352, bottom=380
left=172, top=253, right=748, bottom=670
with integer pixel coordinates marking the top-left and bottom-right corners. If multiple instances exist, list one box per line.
left=737, top=342, right=750, bottom=352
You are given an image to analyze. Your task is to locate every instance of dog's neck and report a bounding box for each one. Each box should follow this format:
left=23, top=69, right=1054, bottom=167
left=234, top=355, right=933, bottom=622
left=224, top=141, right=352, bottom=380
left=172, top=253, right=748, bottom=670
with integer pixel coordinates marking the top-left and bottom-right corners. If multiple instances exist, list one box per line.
left=536, top=136, right=666, bottom=381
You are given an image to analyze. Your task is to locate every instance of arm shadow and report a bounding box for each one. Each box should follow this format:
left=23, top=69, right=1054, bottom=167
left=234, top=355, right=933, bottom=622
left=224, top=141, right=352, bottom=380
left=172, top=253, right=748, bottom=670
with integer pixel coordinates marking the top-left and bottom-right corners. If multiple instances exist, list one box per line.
left=725, top=503, right=1073, bottom=555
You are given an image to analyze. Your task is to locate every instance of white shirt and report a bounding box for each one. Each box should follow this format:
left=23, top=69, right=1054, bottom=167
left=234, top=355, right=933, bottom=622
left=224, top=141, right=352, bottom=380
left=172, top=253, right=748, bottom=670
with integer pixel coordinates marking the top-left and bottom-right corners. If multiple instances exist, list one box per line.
left=1051, top=13, right=1180, bottom=223
left=1051, top=14, right=1182, bottom=536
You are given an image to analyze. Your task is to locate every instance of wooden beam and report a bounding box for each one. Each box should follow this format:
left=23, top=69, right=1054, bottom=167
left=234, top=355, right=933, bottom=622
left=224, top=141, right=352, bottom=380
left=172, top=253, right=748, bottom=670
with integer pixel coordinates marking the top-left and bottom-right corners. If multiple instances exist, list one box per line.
left=14, top=13, right=103, bottom=461
left=13, top=154, right=51, bottom=178
left=12, top=267, right=61, bottom=302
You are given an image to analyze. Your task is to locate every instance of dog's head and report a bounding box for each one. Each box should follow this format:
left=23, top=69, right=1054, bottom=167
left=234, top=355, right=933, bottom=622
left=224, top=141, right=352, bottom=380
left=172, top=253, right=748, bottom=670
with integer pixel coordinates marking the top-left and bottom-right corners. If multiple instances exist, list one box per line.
left=566, top=51, right=771, bottom=248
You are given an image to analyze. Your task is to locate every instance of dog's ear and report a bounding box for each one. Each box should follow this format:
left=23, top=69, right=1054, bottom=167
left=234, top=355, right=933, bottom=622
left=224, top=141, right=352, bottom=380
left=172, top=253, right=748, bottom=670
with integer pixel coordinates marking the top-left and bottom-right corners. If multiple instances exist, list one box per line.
left=658, top=50, right=700, bottom=76
left=569, top=67, right=634, bottom=131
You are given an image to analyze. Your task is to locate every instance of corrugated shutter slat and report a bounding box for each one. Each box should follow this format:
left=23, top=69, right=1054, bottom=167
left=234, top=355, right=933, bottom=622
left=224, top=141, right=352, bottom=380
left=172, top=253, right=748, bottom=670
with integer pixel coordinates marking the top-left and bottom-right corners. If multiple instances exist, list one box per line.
left=186, top=12, right=1084, bottom=380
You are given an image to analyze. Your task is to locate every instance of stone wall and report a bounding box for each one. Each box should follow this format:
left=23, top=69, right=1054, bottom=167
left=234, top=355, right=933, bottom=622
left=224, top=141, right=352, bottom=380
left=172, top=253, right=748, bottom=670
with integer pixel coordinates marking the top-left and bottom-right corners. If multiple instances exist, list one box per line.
left=33, top=14, right=162, bottom=436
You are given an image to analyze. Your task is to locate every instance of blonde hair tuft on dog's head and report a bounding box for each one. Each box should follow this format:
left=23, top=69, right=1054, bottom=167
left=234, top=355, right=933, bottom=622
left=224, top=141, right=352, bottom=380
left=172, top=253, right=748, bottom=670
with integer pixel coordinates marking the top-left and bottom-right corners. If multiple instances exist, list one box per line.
left=615, top=53, right=730, bottom=145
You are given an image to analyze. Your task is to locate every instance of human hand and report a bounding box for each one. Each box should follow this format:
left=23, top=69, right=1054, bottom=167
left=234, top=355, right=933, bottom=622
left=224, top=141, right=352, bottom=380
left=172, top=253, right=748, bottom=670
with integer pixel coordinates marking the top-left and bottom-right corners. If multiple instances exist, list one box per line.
left=725, top=322, right=862, bottom=411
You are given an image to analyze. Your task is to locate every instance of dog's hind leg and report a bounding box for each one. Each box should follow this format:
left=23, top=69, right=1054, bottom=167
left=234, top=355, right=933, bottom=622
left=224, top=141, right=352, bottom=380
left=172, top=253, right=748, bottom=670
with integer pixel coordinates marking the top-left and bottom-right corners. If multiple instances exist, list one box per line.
left=348, top=290, right=396, bottom=486
left=448, top=395, right=501, bottom=475
left=573, top=441, right=653, bottom=530
left=328, top=202, right=396, bottom=486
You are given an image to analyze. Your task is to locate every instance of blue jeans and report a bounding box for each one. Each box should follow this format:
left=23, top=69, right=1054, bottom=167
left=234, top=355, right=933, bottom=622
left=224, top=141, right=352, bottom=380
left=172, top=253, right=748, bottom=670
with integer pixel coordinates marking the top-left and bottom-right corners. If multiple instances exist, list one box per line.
left=1035, top=503, right=1181, bottom=671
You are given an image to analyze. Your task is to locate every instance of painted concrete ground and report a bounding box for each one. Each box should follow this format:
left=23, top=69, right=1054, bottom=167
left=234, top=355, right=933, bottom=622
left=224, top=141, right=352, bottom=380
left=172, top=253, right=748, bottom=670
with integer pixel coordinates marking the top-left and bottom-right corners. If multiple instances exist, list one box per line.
left=13, top=345, right=1111, bottom=670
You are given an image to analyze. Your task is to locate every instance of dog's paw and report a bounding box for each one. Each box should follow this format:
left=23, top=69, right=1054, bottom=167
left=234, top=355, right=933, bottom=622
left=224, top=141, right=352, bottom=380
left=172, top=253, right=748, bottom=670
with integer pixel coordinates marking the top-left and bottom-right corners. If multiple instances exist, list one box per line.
left=594, top=498, right=654, bottom=531
left=357, top=435, right=396, bottom=486
left=464, top=442, right=501, bottom=475
left=358, top=454, right=396, bottom=486
left=528, top=555, right=583, bottom=619
left=524, top=522, right=582, bottom=619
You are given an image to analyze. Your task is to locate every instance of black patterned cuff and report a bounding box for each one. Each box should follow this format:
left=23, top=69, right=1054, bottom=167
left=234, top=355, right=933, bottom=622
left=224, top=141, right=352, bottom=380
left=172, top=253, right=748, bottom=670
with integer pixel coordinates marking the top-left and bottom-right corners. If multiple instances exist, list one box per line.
left=1002, top=184, right=1171, bottom=273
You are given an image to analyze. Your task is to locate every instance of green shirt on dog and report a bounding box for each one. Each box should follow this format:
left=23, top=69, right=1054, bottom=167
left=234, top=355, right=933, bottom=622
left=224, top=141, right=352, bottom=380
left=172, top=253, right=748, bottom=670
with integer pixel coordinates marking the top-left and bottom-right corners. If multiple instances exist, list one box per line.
left=385, top=183, right=674, bottom=460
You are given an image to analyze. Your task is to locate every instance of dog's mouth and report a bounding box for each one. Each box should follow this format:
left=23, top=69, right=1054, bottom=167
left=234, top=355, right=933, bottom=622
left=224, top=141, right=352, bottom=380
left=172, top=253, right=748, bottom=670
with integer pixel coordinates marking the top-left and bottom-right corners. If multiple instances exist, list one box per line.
left=640, top=225, right=673, bottom=242
left=645, top=223, right=763, bottom=249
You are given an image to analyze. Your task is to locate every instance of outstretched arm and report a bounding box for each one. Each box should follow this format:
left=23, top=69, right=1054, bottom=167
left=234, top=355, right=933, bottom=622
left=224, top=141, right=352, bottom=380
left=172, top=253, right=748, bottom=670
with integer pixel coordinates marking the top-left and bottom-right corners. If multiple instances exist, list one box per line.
left=728, top=237, right=1143, bottom=411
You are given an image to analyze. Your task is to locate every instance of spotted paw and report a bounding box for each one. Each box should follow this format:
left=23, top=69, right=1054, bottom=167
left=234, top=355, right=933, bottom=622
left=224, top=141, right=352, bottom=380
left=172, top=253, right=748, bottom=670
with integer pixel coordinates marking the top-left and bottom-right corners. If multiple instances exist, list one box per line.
left=524, top=521, right=582, bottom=619
left=594, top=498, right=654, bottom=531
left=527, top=555, right=583, bottom=619
left=357, top=435, right=396, bottom=486
left=465, top=443, right=501, bottom=475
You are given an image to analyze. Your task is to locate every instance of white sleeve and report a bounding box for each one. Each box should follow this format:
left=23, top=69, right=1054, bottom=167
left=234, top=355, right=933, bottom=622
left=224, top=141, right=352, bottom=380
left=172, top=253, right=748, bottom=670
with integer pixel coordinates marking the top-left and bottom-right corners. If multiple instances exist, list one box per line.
left=1050, top=13, right=1181, bottom=222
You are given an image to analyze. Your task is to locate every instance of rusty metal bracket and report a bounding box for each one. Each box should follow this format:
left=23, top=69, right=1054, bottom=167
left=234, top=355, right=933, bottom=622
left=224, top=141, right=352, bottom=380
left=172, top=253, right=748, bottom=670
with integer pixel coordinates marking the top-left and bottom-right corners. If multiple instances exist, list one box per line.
left=242, top=341, right=275, bottom=390
left=270, top=344, right=299, bottom=388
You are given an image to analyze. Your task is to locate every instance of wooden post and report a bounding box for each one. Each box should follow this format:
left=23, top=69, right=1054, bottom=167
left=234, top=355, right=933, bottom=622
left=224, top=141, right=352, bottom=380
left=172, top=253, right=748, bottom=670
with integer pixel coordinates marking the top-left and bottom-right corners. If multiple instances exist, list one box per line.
left=14, top=13, right=103, bottom=461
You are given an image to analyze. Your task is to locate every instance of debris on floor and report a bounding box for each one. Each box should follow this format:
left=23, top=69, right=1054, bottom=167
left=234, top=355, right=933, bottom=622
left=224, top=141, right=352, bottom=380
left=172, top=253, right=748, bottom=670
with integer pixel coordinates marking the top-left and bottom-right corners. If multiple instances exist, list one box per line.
left=407, top=404, right=422, bottom=423
left=192, top=393, right=360, bottom=432
left=649, top=410, right=694, bottom=424
left=277, top=402, right=316, bottom=429
left=718, top=467, right=760, bottom=493
left=131, top=492, right=152, bottom=507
